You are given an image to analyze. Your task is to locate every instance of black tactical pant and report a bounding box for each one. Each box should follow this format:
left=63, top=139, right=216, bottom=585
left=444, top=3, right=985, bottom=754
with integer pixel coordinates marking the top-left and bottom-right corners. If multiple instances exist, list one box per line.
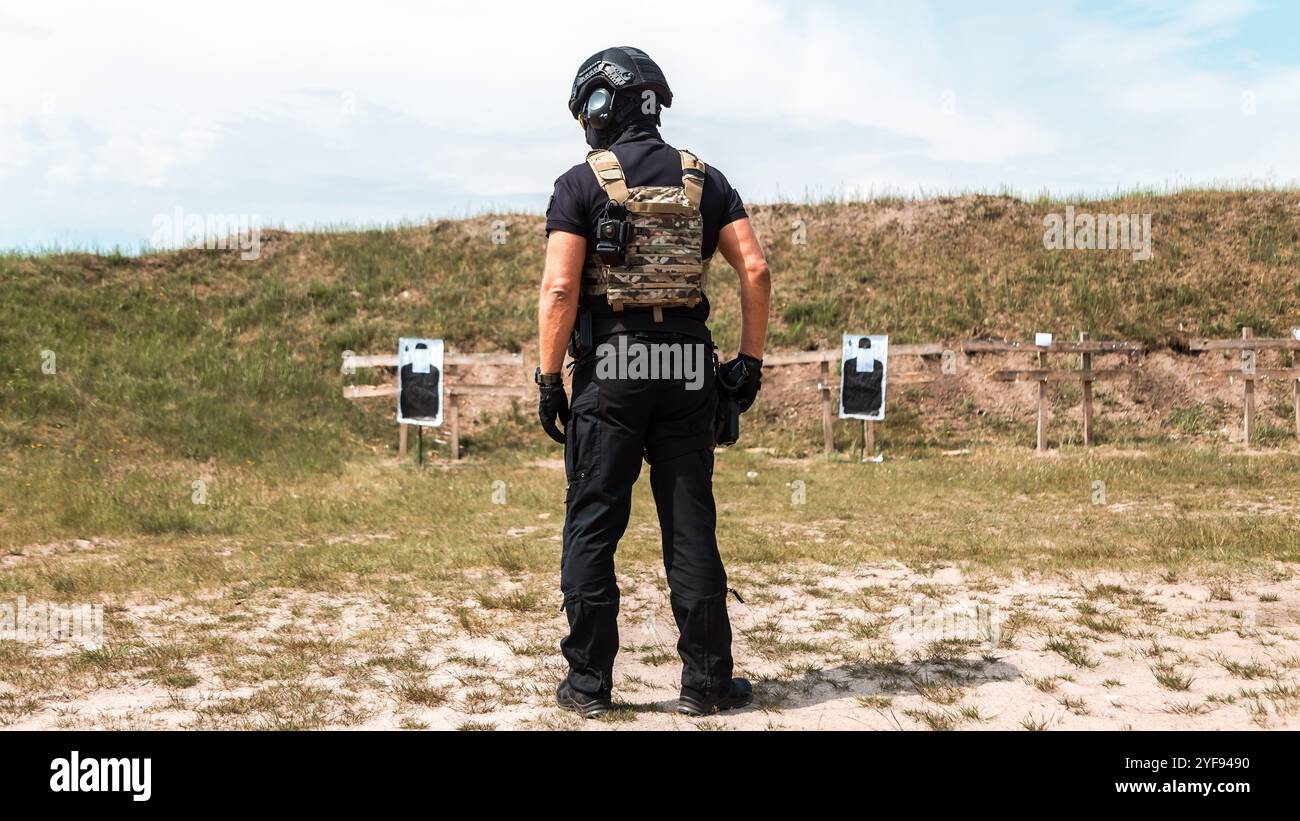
left=560, top=330, right=733, bottom=699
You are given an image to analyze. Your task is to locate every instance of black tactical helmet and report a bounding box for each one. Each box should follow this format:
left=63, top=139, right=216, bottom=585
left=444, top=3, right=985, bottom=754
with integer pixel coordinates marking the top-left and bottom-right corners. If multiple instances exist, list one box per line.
left=568, top=46, right=673, bottom=122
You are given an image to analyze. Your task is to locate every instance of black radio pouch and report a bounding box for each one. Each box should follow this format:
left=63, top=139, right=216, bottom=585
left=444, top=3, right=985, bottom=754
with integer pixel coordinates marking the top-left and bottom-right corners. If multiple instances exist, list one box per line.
left=594, top=202, right=632, bottom=266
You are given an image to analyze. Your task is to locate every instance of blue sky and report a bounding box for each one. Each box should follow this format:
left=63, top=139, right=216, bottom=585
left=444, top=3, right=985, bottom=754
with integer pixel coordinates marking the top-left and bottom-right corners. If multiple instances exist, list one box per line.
left=2, top=0, right=1298, bottom=250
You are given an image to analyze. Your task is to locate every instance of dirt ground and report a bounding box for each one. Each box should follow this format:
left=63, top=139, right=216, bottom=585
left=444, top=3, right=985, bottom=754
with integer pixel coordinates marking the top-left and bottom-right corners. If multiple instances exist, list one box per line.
left=8, top=560, right=1298, bottom=731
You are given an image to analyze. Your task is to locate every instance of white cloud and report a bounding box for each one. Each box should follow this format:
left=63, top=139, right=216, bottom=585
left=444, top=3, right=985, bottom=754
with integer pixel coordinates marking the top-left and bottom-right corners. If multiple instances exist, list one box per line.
left=0, top=0, right=1296, bottom=248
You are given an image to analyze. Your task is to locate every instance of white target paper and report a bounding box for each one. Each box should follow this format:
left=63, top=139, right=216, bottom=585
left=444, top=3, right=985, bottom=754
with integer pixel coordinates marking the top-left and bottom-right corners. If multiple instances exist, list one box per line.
left=396, top=338, right=444, bottom=427
left=839, top=334, right=888, bottom=421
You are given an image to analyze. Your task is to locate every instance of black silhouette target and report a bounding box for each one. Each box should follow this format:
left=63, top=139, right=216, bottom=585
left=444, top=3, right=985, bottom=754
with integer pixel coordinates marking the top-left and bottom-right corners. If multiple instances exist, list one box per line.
left=839, top=334, right=888, bottom=421
left=397, top=338, right=443, bottom=427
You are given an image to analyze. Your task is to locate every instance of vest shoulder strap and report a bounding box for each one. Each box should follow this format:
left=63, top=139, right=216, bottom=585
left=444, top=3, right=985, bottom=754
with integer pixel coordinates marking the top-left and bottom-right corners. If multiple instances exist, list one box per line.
left=678, top=149, right=705, bottom=209
left=585, top=149, right=629, bottom=204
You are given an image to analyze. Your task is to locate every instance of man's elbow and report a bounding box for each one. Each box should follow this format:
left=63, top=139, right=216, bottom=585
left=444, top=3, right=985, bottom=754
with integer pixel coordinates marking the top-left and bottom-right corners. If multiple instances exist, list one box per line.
left=542, top=280, right=578, bottom=307
left=745, top=260, right=771, bottom=294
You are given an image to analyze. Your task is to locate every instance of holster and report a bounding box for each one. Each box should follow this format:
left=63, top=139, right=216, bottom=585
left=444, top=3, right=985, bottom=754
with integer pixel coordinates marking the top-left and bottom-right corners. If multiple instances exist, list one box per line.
left=568, top=309, right=593, bottom=359
left=714, top=353, right=741, bottom=447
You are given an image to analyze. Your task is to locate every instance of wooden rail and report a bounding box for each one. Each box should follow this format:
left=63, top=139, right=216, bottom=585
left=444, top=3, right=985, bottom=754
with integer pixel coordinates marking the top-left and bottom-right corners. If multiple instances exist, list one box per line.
left=1194, top=327, right=1300, bottom=442
left=967, top=332, right=1145, bottom=452
left=962, top=339, right=1145, bottom=354
left=343, top=352, right=531, bottom=459
left=1188, top=337, right=1300, bottom=352
left=343, top=326, right=1299, bottom=459
left=790, top=343, right=955, bottom=459
left=342, top=352, right=526, bottom=369
left=766, top=343, right=945, bottom=365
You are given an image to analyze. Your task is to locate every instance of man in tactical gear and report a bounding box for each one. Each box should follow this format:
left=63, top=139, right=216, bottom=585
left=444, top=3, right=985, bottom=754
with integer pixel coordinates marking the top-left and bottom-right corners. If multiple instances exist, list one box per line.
left=537, top=46, right=771, bottom=718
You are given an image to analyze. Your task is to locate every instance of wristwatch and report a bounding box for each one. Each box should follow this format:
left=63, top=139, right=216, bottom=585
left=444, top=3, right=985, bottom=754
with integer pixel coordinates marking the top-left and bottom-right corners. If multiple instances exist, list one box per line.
left=535, top=367, right=563, bottom=386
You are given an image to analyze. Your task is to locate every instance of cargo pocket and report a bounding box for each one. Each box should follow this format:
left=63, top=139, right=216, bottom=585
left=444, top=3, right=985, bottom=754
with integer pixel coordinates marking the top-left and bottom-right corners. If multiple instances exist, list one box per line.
left=564, top=411, right=601, bottom=485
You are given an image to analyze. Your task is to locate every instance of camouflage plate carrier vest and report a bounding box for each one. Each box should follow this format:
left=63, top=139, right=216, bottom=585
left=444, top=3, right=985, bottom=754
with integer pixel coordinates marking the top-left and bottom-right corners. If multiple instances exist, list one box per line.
left=583, top=148, right=708, bottom=322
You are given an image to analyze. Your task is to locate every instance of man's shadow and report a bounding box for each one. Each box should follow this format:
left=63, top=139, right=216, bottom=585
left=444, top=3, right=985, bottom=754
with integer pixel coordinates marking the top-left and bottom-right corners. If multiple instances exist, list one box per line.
left=619, top=647, right=1022, bottom=719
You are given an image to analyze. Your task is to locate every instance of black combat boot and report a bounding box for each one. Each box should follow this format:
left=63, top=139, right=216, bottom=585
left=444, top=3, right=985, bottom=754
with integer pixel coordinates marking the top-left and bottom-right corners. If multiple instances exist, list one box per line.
left=556, top=680, right=612, bottom=719
left=677, top=677, right=753, bottom=716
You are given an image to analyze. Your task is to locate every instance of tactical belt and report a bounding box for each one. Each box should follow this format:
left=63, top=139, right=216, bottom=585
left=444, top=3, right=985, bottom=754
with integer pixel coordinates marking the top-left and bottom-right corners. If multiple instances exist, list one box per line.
left=590, top=312, right=712, bottom=345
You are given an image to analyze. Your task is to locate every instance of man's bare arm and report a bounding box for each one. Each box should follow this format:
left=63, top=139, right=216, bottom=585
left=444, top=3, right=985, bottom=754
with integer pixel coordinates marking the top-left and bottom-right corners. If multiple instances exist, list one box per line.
left=716, top=217, right=771, bottom=360
left=537, top=231, right=587, bottom=373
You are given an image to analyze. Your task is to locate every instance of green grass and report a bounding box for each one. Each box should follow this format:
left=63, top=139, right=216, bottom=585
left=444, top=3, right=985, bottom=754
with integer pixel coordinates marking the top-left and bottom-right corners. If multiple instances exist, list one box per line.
left=1152, top=663, right=1195, bottom=692
left=2, top=192, right=1299, bottom=589
left=1046, top=634, right=1099, bottom=669
left=5, top=192, right=1300, bottom=473
left=2, top=445, right=1297, bottom=601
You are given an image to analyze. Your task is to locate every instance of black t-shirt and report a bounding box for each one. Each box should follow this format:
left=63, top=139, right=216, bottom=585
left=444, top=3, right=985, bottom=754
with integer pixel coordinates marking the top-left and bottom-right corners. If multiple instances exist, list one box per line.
left=545, top=134, right=748, bottom=322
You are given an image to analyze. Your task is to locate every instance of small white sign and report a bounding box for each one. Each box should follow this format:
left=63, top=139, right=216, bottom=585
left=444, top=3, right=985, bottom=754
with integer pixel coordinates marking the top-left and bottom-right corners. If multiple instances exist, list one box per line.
left=1034, top=332, right=1053, bottom=348
left=839, top=334, right=888, bottom=421
left=1292, top=327, right=1300, bottom=342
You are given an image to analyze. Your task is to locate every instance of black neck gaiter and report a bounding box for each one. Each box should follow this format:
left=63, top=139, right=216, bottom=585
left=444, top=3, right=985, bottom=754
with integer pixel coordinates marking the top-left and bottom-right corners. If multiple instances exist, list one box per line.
left=584, top=97, right=663, bottom=149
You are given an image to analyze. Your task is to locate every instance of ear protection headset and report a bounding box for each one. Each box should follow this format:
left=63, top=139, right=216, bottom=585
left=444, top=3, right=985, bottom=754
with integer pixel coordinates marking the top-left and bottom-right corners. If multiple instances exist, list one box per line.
left=578, top=86, right=616, bottom=130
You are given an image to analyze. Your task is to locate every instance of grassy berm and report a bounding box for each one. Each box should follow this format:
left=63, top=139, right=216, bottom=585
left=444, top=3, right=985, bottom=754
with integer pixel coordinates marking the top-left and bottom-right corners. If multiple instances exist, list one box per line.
left=3, top=189, right=1299, bottom=548
left=1, top=192, right=1298, bottom=729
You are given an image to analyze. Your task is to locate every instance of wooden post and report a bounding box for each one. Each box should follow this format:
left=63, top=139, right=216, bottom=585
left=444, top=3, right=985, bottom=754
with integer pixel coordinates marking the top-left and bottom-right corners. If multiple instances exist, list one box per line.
left=1036, top=350, right=1048, bottom=453
left=864, top=420, right=875, bottom=460
left=399, top=423, right=408, bottom=456
left=1079, top=331, right=1094, bottom=446
left=1293, top=375, right=1299, bottom=441
left=1242, top=327, right=1255, bottom=444
left=819, top=359, right=834, bottom=456
left=448, top=393, right=460, bottom=460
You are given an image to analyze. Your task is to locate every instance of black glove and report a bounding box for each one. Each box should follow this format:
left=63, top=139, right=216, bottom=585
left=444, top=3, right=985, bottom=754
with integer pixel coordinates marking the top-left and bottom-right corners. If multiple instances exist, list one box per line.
left=538, top=382, right=570, bottom=444
left=718, top=353, right=762, bottom=412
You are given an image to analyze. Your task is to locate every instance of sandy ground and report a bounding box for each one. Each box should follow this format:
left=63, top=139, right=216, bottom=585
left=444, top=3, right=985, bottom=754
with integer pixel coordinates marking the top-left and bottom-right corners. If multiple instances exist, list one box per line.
left=6, top=560, right=1299, bottom=731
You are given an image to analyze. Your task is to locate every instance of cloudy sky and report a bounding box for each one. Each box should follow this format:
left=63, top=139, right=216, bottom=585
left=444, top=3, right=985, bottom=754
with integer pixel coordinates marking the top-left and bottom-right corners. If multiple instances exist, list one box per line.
left=2, top=0, right=1298, bottom=249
